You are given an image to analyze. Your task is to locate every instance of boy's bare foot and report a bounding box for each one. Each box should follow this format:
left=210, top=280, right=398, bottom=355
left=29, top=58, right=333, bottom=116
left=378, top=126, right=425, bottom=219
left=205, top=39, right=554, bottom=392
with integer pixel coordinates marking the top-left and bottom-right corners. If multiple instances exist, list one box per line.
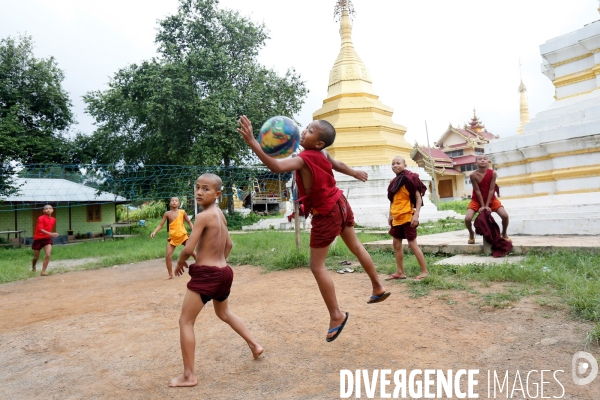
left=31, top=266, right=36, bottom=272
left=414, top=274, right=429, bottom=281
left=164, top=275, right=174, bottom=280
left=327, top=312, right=348, bottom=340
left=168, top=374, right=198, bottom=387
left=250, top=344, right=264, bottom=359
left=40, top=272, right=48, bottom=276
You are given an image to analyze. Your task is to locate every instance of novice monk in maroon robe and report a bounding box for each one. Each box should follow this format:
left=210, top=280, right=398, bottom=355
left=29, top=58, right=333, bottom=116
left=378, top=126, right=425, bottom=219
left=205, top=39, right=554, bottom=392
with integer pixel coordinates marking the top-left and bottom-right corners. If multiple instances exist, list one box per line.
left=238, top=115, right=389, bottom=343
left=465, top=154, right=510, bottom=244
left=169, top=173, right=263, bottom=388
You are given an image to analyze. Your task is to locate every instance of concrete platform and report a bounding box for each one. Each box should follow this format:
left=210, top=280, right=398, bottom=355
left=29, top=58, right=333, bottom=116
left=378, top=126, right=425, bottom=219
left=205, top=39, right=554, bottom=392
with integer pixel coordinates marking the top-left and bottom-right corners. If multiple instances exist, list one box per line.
left=364, top=230, right=600, bottom=255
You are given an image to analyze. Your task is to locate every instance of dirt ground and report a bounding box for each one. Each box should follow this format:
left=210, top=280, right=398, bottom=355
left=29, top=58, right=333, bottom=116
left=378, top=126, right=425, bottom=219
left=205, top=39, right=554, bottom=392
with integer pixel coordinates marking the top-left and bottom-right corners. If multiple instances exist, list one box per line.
left=1, top=260, right=598, bottom=399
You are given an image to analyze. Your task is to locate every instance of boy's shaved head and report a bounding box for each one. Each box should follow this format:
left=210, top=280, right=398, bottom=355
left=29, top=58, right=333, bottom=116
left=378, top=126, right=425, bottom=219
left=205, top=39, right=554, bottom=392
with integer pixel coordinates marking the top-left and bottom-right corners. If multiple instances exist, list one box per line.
left=198, top=173, right=222, bottom=191
left=316, top=120, right=336, bottom=148
left=393, top=156, right=406, bottom=164
left=43, top=204, right=52, bottom=210
left=476, top=154, right=488, bottom=160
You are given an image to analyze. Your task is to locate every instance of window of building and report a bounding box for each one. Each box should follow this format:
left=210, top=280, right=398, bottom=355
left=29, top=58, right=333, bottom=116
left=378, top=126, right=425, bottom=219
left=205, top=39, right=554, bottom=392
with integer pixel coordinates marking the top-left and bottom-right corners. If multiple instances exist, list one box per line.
left=460, top=163, right=477, bottom=172
left=475, top=148, right=484, bottom=155
left=465, top=177, right=472, bottom=187
left=446, top=149, right=464, bottom=157
left=86, top=204, right=102, bottom=222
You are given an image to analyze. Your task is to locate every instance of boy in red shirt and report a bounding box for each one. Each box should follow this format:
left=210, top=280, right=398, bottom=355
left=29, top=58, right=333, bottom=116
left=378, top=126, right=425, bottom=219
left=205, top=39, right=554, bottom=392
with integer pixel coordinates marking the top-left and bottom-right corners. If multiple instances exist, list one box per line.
left=238, top=115, right=389, bottom=343
left=32, top=204, right=59, bottom=276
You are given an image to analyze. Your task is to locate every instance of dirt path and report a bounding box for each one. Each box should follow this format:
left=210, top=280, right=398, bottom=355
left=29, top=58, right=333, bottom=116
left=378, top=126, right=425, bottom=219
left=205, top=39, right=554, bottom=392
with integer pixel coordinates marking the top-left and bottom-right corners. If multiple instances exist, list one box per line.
left=0, top=261, right=598, bottom=399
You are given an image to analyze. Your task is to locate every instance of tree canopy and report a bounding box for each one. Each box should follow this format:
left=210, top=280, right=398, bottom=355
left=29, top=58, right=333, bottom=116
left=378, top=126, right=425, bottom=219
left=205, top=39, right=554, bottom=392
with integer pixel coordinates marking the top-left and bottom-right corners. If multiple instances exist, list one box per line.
left=81, top=0, right=308, bottom=168
left=0, top=34, right=75, bottom=196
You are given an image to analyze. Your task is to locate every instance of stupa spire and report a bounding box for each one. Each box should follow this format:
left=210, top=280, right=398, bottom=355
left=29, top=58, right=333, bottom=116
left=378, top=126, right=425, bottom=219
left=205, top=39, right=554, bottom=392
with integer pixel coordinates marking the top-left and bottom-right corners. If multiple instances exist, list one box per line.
left=311, top=0, right=413, bottom=166
left=518, top=60, right=530, bottom=134
left=327, top=0, right=374, bottom=96
left=469, top=108, right=485, bottom=133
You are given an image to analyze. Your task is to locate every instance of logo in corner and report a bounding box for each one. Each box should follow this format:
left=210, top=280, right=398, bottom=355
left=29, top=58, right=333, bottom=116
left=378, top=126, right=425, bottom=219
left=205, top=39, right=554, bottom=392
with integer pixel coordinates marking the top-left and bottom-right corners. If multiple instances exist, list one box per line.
left=572, top=351, right=598, bottom=386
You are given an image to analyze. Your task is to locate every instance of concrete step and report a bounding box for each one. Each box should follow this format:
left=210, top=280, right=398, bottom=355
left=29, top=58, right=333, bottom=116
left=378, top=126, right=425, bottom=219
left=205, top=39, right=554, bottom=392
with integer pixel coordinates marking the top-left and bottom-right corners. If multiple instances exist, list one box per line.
left=504, top=204, right=600, bottom=216
left=499, top=211, right=600, bottom=220
left=504, top=217, right=600, bottom=235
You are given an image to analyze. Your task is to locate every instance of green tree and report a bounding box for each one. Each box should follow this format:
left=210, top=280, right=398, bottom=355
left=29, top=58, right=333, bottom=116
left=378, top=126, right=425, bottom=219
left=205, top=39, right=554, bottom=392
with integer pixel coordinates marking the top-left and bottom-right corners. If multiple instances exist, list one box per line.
left=81, top=0, right=307, bottom=213
left=0, top=35, right=74, bottom=196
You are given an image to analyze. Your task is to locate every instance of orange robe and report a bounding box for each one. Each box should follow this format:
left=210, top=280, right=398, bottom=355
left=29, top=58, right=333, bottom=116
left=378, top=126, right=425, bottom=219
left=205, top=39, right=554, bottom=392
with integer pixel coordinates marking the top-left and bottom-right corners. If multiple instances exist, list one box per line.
left=168, top=210, right=189, bottom=247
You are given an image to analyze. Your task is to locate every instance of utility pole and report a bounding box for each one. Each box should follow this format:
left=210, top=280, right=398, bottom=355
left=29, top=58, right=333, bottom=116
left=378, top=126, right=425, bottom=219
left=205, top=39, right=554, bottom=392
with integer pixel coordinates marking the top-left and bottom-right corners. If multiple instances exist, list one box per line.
left=425, top=120, right=439, bottom=208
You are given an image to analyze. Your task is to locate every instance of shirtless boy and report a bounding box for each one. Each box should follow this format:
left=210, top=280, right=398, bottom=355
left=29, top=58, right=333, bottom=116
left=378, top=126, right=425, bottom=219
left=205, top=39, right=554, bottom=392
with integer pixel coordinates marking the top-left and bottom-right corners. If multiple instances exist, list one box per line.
left=150, top=197, right=195, bottom=279
left=465, top=154, right=510, bottom=243
left=168, top=174, right=263, bottom=388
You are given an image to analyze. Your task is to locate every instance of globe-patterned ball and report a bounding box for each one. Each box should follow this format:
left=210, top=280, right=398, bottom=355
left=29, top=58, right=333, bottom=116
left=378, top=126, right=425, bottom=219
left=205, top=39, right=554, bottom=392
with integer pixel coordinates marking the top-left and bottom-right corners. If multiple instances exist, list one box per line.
left=258, top=116, right=300, bottom=159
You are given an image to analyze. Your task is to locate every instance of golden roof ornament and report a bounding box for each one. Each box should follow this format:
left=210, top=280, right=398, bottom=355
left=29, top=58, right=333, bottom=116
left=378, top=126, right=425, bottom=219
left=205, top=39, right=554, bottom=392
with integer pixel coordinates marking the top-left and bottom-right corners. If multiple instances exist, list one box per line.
left=334, top=0, right=356, bottom=21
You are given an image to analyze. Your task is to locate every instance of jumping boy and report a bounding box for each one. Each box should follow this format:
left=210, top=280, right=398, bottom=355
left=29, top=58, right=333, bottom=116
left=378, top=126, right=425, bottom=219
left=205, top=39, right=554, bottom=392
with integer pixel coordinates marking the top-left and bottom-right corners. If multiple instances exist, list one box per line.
left=169, top=174, right=263, bottom=388
left=238, top=115, right=389, bottom=343
left=385, top=156, right=430, bottom=281
left=465, top=154, right=510, bottom=244
left=150, top=197, right=196, bottom=279
left=31, top=204, right=59, bottom=276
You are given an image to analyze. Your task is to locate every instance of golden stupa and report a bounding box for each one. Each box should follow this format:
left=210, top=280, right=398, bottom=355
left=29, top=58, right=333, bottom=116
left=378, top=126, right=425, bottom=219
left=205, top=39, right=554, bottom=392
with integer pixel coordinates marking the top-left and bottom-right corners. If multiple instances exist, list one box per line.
left=313, top=0, right=415, bottom=166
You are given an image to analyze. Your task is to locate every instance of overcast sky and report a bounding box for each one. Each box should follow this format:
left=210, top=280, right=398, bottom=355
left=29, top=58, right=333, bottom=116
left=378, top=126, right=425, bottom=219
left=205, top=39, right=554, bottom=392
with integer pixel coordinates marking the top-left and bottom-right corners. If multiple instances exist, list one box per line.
left=1, top=0, right=598, bottom=147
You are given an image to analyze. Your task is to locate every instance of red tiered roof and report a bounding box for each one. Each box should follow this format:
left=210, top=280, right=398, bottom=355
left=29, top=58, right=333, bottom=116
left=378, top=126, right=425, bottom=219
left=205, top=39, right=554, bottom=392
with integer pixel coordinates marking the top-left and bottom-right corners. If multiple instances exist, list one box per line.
left=419, top=147, right=451, bottom=160
left=451, top=155, right=477, bottom=166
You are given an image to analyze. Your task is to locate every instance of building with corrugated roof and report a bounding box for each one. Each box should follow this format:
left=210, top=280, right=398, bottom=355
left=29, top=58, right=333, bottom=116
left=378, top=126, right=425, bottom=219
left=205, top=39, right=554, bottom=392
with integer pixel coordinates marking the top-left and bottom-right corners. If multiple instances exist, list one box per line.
left=0, top=178, right=128, bottom=241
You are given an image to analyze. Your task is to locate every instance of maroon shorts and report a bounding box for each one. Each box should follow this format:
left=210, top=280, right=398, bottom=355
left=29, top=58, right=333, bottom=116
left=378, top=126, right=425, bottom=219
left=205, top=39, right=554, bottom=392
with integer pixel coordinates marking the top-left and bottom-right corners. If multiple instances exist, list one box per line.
left=32, top=238, right=53, bottom=250
left=388, top=222, right=418, bottom=241
left=187, top=264, right=233, bottom=304
left=310, top=196, right=355, bottom=248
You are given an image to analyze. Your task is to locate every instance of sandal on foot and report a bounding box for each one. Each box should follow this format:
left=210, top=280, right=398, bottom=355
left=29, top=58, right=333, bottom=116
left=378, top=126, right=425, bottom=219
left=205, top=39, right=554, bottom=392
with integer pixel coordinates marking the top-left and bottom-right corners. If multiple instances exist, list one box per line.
left=467, top=238, right=475, bottom=244
left=367, top=292, right=391, bottom=304
left=503, top=236, right=512, bottom=242
left=414, top=275, right=429, bottom=281
left=385, top=273, right=407, bottom=281
left=326, top=312, right=349, bottom=342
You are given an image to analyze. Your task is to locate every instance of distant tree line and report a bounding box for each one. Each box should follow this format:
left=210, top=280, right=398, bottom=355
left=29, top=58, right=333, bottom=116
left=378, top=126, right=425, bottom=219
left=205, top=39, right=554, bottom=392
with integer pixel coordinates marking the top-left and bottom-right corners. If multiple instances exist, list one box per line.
left=0, top=0, right=308, bottom=211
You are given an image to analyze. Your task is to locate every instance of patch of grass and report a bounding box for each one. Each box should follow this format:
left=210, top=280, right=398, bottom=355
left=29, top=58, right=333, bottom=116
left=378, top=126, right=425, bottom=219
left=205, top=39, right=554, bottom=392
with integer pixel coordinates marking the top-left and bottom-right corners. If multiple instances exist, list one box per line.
left=438, top=199, right=470, bottom=215
left=417, top=217, right=465, bottom=235
left=584, top=322, right=600, bottom=348
left=272, top=249, right=310, bottom=271
left=481, top=287, right=532, bottom=308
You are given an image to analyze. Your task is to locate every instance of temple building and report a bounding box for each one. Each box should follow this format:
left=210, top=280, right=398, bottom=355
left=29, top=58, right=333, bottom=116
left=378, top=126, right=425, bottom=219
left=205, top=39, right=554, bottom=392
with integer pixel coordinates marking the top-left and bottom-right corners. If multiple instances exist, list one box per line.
left=486, top=2, right=600, bottom=235
left=309, top=0, right=458, bottom=226
left=411, top=111, right=498, bottom=200
left=312, top=0, right=414, bottom=167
